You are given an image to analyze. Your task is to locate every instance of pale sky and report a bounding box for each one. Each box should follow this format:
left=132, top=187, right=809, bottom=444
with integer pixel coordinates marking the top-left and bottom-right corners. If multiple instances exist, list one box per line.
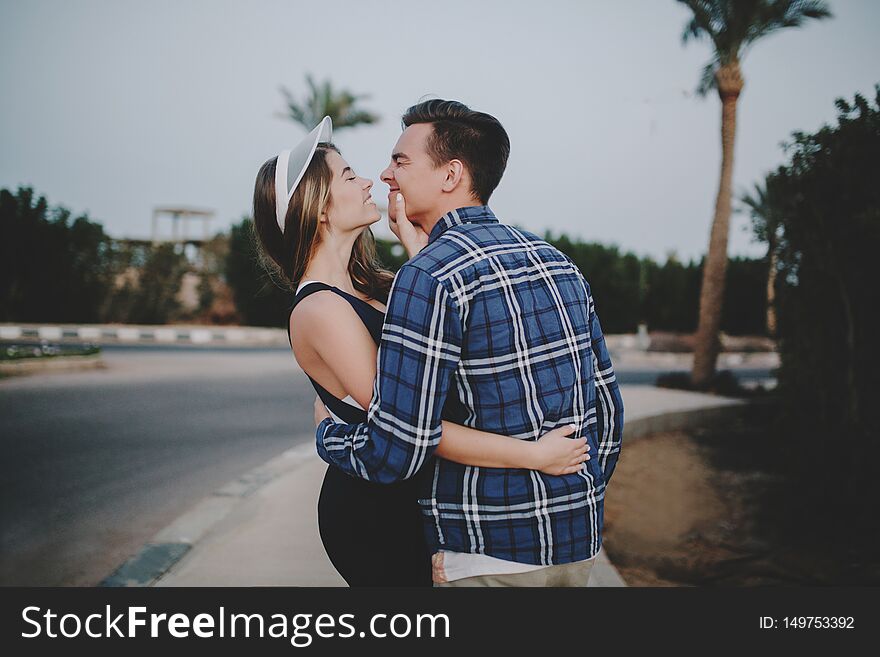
left=1, top=0, right=877, bottom=261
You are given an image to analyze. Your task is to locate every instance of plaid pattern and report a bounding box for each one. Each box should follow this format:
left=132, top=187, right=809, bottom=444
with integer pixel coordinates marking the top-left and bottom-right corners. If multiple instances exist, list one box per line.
left=316, top=205, right=624, bottom=565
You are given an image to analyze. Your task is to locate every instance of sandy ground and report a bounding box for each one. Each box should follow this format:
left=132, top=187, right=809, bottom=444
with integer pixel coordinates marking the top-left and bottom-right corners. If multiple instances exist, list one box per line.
left=602, top=431, right=778, bottom=587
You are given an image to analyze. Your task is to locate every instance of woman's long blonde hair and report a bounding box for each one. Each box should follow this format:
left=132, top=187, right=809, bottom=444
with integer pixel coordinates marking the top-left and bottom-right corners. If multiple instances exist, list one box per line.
left=252, top=143, right=394, bottom=302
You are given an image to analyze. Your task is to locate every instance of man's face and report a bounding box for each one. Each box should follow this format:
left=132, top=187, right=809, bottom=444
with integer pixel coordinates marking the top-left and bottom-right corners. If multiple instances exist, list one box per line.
left=380, top=124, right=447, bottom=225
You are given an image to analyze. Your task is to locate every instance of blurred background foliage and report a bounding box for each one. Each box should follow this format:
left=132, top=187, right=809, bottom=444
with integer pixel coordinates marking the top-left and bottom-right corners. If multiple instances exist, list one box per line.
left=765, top=88, right=879, bottom=543
left=0, top=184, right=774, bottom=335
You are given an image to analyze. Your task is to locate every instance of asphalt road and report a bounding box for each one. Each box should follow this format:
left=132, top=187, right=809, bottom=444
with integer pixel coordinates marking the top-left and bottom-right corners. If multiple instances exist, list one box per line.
left=0, top=347, right=317, bottom=585
left=0, top=344, right=774, bottom=586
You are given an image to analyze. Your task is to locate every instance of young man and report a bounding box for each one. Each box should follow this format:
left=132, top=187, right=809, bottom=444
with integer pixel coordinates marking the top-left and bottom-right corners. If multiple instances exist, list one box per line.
left=314, top=99, right=624, bottom=586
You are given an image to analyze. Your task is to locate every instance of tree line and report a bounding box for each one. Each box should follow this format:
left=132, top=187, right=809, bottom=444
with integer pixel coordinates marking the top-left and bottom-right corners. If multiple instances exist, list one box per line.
left=0, top=184, right=770, bottom=335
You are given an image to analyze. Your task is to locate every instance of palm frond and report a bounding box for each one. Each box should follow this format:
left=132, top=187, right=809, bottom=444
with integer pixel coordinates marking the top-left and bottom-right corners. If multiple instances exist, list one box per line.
left=696, top=57, right=720, bottom=97
left=740, top=174, right=787, bottom=244
left=679, top=0, right=832, bottom=97
left=678, top=0, right=723, bottom=51
left=742, top=0, right=832, bottom=49
left=278, top=75, right=380, bottom=132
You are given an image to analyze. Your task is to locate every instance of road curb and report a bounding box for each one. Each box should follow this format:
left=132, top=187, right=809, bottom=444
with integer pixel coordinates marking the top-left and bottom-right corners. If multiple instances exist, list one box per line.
left=0, top=323, right=288, bottom=348
left=0, top=353, right=105, bottom=377
left=624, top=396, right=771, bottom=442
left=100, top=441, right=315, bottom=587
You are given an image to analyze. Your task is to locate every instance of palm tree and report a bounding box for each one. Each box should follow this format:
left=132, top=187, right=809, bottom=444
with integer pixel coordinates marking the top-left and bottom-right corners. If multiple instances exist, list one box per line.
left=278, top=74, right=380, bottom=132
left=739, top=177, right=782, bottom=337
left=677, top=0, right=831, bottom=387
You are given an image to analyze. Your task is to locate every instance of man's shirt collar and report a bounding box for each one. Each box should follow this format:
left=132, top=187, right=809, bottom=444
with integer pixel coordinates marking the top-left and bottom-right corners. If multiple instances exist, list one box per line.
left=427, top=205, right=498, bottom=245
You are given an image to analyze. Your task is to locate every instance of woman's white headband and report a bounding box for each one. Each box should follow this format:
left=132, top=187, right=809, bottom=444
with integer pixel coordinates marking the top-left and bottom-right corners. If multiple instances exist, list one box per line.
left=274, top=116, right=333, bottom=233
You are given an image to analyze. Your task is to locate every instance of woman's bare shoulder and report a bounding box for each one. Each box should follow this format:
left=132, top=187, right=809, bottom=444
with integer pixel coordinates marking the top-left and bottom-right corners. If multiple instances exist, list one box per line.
left=289, top=290, right=365, bottom=345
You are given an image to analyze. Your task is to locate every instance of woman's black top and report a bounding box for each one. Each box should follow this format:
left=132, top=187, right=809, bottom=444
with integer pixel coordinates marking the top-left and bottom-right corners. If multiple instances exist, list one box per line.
left=287, top=281, right=432, bottom=587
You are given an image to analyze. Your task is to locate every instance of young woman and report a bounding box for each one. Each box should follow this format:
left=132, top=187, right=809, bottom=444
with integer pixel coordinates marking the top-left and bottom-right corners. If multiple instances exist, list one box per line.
left=252, top=118, right=589, bottom=587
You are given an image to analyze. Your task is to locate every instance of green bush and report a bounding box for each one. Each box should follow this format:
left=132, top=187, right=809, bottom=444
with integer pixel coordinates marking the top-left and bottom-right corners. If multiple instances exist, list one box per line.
left=224, top=217, right=294, bottom=327
left=768, top=87, right=880, bottom=545
left=0, top=187, right=114, bottom=323
left=127, top=243, right=189, bottom=325
left=1, top=186, right=193, bottom=325
left=542, top=232, right=767, bottom=336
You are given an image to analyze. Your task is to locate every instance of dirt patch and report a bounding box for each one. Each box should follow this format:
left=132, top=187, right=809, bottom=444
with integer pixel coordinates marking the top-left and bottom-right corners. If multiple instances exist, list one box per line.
left=601, top=423, right=878, bottom=586
left=603, top=431, right=745, bottom=586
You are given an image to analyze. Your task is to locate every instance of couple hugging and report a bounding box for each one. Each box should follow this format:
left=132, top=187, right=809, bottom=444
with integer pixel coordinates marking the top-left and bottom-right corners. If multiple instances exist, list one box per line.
left=252, top=98, right=624, bottom=587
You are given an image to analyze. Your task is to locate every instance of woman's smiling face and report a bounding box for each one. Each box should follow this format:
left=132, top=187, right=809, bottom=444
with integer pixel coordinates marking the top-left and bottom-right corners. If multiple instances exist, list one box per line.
left=323, top=150, right=381, bottom=231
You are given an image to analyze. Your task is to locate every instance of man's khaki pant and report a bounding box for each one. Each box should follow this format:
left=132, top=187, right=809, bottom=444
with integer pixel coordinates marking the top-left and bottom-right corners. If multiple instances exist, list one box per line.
left=434, top=556, right=596, bottom=587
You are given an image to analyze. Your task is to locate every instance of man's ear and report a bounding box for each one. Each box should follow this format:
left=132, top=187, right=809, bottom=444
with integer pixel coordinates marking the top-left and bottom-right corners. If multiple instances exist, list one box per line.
left=441, top=159, right=466, bottom=193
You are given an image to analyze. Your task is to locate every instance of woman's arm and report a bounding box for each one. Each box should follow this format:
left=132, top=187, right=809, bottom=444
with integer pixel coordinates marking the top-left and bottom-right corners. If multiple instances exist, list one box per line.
left=437, top=420, right=588, bottom=475
left=299, top=295, right=589, bottom=476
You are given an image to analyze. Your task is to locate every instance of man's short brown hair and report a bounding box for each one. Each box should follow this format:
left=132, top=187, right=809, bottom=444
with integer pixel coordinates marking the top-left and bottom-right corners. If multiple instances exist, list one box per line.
left=401, top=99, right=510, bottom=204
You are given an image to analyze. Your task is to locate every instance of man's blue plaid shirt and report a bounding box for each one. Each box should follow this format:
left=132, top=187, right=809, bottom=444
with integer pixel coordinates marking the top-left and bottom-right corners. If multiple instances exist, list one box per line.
left=316, top=205, right=624, bottom=566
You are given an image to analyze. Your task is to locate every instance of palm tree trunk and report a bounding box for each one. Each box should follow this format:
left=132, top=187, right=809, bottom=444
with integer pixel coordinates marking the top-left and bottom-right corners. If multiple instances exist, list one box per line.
left=766, top=244, right=777, bottom=336
left=692, top=63, right=744, bottom=388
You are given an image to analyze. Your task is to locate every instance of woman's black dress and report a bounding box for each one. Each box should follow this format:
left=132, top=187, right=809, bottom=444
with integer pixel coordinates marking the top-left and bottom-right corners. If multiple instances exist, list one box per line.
left=288, top=281, right=432, bottom=587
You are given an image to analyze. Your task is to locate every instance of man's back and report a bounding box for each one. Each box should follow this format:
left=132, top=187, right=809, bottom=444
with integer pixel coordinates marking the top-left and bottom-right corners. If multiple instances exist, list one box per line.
left=316, top=206, right=624, bottom=566
left=403, top=206, right=624, bottom=565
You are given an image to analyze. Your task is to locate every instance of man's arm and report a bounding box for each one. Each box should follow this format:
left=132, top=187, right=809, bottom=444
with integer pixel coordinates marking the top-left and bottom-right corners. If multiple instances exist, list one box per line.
left=315, top=263, right=463, bottom=483
left=585, top=283, right=624, bottom=485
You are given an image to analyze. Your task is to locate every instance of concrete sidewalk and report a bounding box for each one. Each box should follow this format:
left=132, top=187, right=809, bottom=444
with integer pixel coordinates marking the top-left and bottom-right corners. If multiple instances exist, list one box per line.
left=111, top=384, right=747, bottom=588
